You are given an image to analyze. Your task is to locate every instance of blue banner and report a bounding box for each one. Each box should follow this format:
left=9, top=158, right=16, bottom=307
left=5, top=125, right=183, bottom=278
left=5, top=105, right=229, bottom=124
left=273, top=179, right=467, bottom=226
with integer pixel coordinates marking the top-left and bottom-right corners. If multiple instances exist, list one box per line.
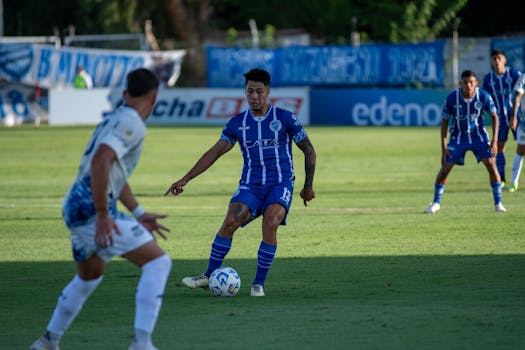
left=207, top=41, right=445, bottom=88
left=0, top=43, right=185, bottom=89
left=310, top=88, right=449, bottom=126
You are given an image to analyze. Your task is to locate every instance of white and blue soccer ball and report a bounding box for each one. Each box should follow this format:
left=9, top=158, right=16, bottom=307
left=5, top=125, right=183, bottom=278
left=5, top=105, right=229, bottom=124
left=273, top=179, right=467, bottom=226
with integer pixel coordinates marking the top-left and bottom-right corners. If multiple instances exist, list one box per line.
left=209, top=267, right=241, bottom=297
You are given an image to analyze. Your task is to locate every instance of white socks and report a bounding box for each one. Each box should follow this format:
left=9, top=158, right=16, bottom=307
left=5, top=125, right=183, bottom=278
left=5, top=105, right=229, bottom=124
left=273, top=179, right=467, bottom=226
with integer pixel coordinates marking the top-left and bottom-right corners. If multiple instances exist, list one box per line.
left=134, top=254, right=172, bottom=344
left=47, top=274, right=103, bottom=336
left=511, top=153, right=524, bottom=185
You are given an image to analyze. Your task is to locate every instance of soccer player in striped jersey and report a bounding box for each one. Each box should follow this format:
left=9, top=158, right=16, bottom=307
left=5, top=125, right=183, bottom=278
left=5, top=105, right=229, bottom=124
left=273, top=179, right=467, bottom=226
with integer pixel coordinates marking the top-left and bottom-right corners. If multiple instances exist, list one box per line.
left=508, top=73, right=525, bottom=192
left=165, top=68, right=316, bottom=296
left=425, top=70, right=506, bottom=213
left=482, top=49, right=523, bottom=188
left=30, top=69, right=171, bottom=350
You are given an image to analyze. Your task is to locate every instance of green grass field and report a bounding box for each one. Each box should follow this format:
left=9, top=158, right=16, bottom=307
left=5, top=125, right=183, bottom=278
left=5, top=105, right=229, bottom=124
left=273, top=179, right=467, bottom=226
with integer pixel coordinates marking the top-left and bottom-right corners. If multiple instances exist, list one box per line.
left=1, top=125, right=524, bottom=350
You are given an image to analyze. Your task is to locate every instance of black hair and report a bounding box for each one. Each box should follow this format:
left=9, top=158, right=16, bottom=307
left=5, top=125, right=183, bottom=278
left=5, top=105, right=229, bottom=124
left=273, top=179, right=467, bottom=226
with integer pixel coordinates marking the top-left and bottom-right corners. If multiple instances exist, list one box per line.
left=244, top=68, right=271, bottom=86
left=490, top=49, right=505, bottom=57
left=126, top=68, right=160, bottom=97
left=461, top=70, right=477, bottom=79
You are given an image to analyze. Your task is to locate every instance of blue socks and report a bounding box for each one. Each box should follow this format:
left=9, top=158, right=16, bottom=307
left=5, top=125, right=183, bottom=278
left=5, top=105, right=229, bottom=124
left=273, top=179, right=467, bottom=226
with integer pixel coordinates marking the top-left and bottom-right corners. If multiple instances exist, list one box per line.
left=496, top=152, right=506, bottom=182
left=205, top=234, right=232, bottom=276
left=433, top=183, right=446, bottom=204
left=491, top=182, right=502, bottom=205
left=253, top=241, right=277, bottom=287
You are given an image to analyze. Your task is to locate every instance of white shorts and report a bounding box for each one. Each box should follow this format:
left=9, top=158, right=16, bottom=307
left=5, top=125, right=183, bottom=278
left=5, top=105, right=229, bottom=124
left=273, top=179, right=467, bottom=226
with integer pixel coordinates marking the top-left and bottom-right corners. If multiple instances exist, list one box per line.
left=517, top=125, right=525, bottom=145
left=70, top=215, right=153, bottom=262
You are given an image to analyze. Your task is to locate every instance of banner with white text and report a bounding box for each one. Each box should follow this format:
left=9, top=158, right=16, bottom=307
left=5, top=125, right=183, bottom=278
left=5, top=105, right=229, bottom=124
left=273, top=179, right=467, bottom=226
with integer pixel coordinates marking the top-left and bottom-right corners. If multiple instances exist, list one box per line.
left=0, top=43, right=185, bottom=89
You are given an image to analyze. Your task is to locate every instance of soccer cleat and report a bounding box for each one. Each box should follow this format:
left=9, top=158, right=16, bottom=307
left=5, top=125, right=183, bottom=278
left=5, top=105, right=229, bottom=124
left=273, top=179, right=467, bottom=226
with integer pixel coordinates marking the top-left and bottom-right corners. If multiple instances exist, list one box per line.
left=181, top=274, right=209, bottom=289
left=250, top=284, right=265, bottom=297
left=495, top=203, right=506, bottom=212
left=128, top=341, right=158, bottom=350
left=29, top=336, right=60, bottom=350
left=424, top=202, right=440, bottom=214
left=502, top=181, right=509, bottom=191
left=509, top=183, right=518, bottom=192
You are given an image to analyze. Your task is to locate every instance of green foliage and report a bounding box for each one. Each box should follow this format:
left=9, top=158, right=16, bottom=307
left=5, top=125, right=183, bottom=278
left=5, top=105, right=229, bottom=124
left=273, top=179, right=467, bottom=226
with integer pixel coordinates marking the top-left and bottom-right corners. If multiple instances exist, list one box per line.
left=390, top=0, right=468, bottom=43
left=1, top=125, right=524, bottom=349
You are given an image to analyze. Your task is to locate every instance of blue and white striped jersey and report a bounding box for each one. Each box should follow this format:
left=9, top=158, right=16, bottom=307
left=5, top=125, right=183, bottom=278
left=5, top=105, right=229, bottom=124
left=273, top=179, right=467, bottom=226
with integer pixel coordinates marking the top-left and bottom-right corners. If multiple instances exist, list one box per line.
left=482, top=67, right=522, bottom=124
left=220, top=105, right=307, bottom=185
left=63, top=105, right=146, bottom=228
left=443, top=87, right=497, bottom=145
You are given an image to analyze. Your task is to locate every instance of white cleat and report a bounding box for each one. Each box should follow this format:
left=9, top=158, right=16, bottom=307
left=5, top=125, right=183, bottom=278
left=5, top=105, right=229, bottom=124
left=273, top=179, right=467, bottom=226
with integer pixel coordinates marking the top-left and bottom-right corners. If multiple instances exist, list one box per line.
left=495, top=203, right=506, bottom=212
left=128, top=341, right=158, bottom=350
left=424, top=202, right=440, bottom=214
left=29, top=336, right=59, bottom=350
left=181, top=274, right=209, bottom=289
left=250, top=284, right=265, bottom=297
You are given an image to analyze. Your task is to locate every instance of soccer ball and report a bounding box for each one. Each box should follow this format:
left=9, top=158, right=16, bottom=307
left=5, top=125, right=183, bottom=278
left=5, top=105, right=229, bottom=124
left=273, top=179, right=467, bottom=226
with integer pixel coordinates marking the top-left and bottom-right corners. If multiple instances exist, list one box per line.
left=209, top=267, right=241, bottom=297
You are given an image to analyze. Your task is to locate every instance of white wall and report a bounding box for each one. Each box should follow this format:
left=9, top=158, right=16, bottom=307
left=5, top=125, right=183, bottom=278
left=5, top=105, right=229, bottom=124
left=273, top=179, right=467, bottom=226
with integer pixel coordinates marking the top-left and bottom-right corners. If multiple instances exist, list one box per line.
left=49, top=88, right=112, bottom=125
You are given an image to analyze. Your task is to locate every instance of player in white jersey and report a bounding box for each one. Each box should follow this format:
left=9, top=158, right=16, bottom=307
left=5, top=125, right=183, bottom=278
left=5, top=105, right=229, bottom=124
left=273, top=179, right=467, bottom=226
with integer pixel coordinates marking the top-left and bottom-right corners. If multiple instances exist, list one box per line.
left=30, top=68, right=171, bottom=350
left=508, top=73, right=525, bottom=192
left=165, top=68, right=316, bottom=297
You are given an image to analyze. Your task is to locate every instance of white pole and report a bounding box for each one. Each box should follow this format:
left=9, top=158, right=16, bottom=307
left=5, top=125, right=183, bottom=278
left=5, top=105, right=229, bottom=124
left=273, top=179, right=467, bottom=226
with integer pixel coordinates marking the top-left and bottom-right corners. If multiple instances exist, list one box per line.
left=248, top=19, right=259, bottom=49
left=452, top=18, right=461, bottom=87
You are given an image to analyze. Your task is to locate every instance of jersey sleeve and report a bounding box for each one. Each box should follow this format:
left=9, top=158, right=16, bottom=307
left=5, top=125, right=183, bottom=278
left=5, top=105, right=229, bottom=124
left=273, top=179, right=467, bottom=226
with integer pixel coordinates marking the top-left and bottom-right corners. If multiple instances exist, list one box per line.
left=482, top=90, right=498, bottom=115
left=514, top=73, right=525, bottom=95
left=100, top=115, right=145, bottom=159
left=282, top=110, right=307, bottom=143
left=441, top=93, right=455, bottom=121
left=219, top=118, right=238, bottom=145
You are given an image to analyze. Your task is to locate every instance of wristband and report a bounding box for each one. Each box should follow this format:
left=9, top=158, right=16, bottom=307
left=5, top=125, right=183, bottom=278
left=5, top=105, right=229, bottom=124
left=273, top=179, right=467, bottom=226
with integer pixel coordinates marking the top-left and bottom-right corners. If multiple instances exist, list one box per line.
left=131, top=204, right=146, bottom=218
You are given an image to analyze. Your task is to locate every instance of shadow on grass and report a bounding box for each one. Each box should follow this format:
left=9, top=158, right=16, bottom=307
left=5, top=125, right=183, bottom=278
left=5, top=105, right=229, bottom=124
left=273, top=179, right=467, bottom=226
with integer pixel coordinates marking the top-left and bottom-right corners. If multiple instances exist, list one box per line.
left=2, top=255, right=524, bottom=350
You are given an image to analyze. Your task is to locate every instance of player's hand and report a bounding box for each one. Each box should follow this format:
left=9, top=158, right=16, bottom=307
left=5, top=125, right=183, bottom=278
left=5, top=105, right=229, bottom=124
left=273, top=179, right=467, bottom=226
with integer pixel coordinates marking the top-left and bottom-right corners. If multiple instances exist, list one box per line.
left=138, top=213, right=170, bottom=240
left=95, top=215, right=120, bottom=248
left=510, top=116, right=518, bottom=131
left=164, top=179, right=188, bottom=196
left=300, top=187, right=315, bottom=206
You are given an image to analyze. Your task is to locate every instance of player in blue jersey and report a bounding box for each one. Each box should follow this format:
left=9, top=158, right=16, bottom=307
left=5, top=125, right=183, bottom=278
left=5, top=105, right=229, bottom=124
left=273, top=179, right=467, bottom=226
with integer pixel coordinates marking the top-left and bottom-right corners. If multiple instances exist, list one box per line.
left=425, top=70, right=506, bottom=213
left=482, top=49, right=523, bottom=188
left=30, top=69, right=171, bottom=350
left=508, top=73, right=525, bottom=192
left=164, top=68, right=316, bottom=297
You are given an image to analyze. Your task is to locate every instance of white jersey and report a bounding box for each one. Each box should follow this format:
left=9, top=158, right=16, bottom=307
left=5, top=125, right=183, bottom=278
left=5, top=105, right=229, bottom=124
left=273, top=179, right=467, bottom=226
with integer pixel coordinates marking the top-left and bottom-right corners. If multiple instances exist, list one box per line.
left=63, top=105, right=146, bottom=228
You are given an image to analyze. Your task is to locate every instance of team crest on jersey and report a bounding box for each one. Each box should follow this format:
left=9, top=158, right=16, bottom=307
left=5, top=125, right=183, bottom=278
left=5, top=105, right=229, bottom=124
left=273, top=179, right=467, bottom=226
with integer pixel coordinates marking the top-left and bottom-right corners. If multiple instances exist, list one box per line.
left=474, top=101, right=482, bottom=110
left=269, top=120, right=282, bottom=132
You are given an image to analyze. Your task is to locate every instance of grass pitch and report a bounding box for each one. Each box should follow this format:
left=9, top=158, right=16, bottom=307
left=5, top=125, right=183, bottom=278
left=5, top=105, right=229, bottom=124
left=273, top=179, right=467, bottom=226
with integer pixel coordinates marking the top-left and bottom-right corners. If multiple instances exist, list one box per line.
left=0, top=125, right=524, bottom=349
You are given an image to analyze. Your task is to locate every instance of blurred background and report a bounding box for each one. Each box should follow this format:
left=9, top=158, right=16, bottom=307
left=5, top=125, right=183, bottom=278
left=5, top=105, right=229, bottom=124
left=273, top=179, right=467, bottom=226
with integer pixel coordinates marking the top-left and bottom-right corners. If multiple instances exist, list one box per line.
left=1, top=0, right=523, bottom=127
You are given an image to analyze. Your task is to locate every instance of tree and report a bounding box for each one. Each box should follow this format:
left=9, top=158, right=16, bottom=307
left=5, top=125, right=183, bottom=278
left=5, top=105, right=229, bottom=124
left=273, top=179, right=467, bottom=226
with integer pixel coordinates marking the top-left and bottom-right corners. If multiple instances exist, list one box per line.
left=389, top=0, right=468, bottom=43
left=162, top=0, right=212, bottom=86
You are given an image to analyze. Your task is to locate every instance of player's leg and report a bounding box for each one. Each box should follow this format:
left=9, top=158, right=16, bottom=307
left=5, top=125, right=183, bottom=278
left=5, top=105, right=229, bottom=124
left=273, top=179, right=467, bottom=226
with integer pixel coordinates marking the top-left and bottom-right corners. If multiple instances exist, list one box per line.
left=250, top=203, right=286, bottom=297
left=30, top=257, right=105, bottom=350
left=123, top=240, right=171, bottom=350
left=251, top=183, right=292, bottom=296
left=496, top=122, right=509, bottom=186
left=425, top=162, right=454, bottom=213
left=509, top=137, right=525, bottom=192
left=481, top=157, right=505, bottom=211
left=182, top=201, right=252, bottom=289
left=30, top=226, right=105, bottom=350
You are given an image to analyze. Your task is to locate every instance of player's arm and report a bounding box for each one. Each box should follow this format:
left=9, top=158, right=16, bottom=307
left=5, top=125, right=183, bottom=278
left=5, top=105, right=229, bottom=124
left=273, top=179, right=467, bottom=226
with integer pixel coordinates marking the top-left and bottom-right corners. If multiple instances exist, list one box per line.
left=164, top=139, right=234, bottom=196
left=120, top=183, right=169, bottom=239
left=511, top=91, right=522, bottom=131
left=91, top=144, right=120, bottom=248
left=296, top=136, right=316, bottom=206
left=440, top=118, right=450, bottom=165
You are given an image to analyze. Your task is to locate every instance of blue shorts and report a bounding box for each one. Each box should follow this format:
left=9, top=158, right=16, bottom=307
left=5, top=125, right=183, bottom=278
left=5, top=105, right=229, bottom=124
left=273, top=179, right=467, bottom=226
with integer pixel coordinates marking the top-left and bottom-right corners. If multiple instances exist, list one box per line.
left=446, top=141, right=493, bottom=165
left=498, top=119, right=517, bottom=142
left=230, top=181, right=294, bottom=226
